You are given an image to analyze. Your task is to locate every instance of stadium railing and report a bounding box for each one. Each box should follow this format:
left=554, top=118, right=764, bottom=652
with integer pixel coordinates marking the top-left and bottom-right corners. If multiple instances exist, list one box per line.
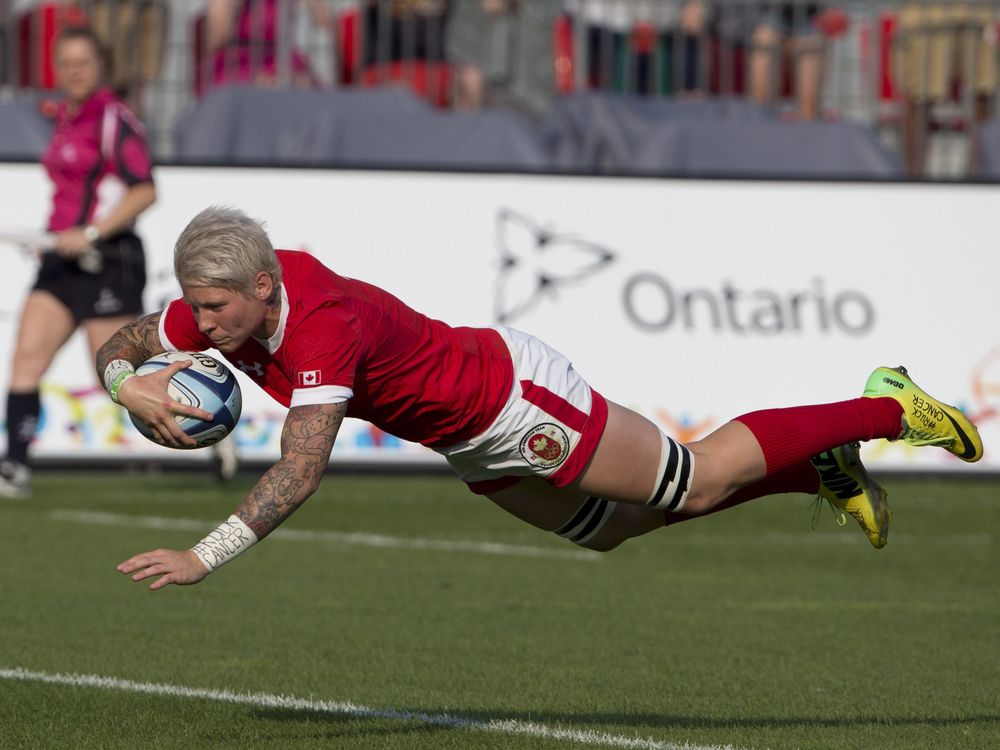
left=1, top=0, right=998, bottom=179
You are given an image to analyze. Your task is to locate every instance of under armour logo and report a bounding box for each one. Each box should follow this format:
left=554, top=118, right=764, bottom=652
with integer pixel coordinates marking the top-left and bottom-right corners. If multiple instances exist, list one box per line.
left=237, top=360, right=264, bottom=376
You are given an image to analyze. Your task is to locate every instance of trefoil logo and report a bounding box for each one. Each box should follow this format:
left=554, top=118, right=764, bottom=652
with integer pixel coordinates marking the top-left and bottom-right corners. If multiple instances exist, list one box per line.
left=492, top=209, right=615, bottom=324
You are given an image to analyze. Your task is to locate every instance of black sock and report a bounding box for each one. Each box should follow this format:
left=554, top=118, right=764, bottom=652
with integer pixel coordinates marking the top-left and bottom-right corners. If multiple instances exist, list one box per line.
left=6, top=391, right=40, bottom=466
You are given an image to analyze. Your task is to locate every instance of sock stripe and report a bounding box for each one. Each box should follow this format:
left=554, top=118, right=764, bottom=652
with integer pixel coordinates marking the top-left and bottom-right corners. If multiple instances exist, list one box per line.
left=647, top=436, right=693, bottom=512
left=555, top=497, right=617, bottom=545
left=573, top=499, right=610, bottom=543
left=648, top=438, right=679, bottom=507
left=662, top=445, right=693, bottom=512
left=555, top=496, right=600, bottom=537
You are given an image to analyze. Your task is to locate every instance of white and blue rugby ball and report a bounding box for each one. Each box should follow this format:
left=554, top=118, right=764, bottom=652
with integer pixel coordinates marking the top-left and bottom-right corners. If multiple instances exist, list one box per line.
left=130, top=351, right=242, bottom=449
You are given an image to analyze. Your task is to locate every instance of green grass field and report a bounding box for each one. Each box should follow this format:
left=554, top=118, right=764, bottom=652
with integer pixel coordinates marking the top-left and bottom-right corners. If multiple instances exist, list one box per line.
left=1, top=471, right=998, bottom=750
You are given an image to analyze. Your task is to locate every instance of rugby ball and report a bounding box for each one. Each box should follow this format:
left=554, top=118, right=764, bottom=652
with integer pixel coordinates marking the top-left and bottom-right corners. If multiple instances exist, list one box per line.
left=129, top=351, right=242, bottom=449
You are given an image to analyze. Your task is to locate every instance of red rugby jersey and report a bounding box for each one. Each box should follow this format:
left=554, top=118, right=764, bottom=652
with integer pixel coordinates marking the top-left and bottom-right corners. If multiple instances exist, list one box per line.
left=160, top=250, right=514, bottom=447
left=42, top=88, right=153, bottom=232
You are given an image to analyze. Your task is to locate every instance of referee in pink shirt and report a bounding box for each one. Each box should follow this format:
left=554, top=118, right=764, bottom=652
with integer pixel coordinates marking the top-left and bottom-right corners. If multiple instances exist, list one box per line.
left=0, top=26, right=156, bottom=498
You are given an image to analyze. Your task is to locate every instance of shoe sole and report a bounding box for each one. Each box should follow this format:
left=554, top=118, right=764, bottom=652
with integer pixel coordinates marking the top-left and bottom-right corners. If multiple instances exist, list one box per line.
left=841, top=442, right=890, bottom=549
left=815, top=442, right=890, bottom=549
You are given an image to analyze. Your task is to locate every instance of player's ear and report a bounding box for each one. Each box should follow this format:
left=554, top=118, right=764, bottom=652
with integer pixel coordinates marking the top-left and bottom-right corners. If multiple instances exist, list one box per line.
left=254, top=271, right=273, bottom=303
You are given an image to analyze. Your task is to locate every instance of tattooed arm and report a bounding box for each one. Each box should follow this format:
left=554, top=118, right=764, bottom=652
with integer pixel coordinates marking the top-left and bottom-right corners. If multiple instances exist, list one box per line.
left=94, top=311, right=165, bottom=376
left=117, top=401, right=347, bottom=590
left=235, top=402, right=346, bottom=539
left=96, top=312, right=214, bottom=447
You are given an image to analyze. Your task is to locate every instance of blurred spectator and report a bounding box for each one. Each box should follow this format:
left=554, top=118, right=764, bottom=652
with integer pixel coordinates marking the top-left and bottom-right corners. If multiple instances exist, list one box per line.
left=84, top=0, right=169, bottom=118
left=362, top=0, right=449, bottom=67
left=563, top=0, right=709, bottom=97
left=447, top=0, right=562, bottom=120
left=8, top=0, right=88, bottom=88
left=0, top=0, right=11, bottom=85
left=198, top=0, right=330, bottom=95
left=895, top=3, right=998, bottom=177
left=746, top=3, right=826, bottom=120
left=358, top=0, right=451, bottom=105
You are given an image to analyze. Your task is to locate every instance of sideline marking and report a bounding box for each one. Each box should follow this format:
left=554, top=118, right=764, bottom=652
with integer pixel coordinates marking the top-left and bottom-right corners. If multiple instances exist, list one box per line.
left=0, top=666, right=746, bottom=750
left=47, top=509, right=600, bottom=562
left=45, top=511, right=995, bottom=554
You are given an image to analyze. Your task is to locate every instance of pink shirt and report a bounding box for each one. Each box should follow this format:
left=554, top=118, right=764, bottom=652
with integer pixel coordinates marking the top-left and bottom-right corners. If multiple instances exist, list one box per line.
left=196, top=0, right=314, bottom=96
left=41, top=88, right=153, bottom=232
left=160, top=250, right=514, bottom=448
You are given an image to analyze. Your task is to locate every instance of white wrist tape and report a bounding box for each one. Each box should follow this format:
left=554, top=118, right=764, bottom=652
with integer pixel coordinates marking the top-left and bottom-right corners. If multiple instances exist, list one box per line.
left=103, top=359, right=136, bottom=404
left=103, top=359, right=135, bottom=391
left=191, top=515, right=258, bottom=572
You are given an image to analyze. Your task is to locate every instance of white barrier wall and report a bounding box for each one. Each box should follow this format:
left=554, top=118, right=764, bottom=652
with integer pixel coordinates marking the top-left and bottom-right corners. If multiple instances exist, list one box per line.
left=1, top=163, right=997, bottom=471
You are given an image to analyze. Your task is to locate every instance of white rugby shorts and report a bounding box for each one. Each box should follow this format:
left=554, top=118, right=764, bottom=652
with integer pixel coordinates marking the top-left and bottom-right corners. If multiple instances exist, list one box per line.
left=435, top=327, right=608, bottom=495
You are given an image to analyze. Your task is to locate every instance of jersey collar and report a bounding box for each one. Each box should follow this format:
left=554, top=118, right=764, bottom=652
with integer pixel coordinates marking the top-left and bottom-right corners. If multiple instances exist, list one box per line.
left=59, top=87, right=115, bottom=124
left=253, top=283, right=289, bottom=354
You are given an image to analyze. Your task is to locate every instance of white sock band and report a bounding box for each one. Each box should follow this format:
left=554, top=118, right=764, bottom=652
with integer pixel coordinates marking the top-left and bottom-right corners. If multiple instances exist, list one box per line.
left=646, top=432, right=694, bottom=512
left=555, top=496, right=617, bottom=546
left=191, top=515, right=258, bottom=572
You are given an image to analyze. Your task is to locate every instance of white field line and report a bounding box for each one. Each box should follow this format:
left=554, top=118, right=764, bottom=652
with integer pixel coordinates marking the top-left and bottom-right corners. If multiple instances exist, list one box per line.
left=48, top=510, right=996, bottom=555
left=0, top=666, right=747, bottom=750
left=47, top=509, right=600, bottom=562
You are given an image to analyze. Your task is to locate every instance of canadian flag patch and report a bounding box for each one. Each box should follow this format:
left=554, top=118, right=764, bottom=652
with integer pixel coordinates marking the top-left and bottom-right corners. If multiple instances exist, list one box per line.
left=298, top=370, right=321, bottom=386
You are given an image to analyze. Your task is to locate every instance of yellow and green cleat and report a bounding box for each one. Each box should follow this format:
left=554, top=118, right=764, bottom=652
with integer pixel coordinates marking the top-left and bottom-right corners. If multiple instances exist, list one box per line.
left=811, top=442, right=890, bottom=549
left=863, top=366, right=983, bottom=463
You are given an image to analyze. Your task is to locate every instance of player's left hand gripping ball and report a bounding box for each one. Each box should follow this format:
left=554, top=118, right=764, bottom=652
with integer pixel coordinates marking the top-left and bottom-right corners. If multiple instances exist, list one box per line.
left=130, top=352, right=242, bottom=449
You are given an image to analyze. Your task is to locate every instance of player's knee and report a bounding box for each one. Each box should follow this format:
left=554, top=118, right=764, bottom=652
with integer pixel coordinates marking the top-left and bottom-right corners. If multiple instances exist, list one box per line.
left=554, top=498, right=660, bottom=552
left=672, top=441, right=733, bottom=515
left=675, top=487, right=718, bottom=515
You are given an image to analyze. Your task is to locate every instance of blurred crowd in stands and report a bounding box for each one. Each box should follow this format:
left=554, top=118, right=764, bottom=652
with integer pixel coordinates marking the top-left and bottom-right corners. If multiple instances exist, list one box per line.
left=2, top=0, right=1000, bottom=179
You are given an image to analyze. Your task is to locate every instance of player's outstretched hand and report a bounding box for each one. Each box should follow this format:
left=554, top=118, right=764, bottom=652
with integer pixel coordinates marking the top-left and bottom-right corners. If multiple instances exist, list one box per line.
left=117, top=549, right=209, bottom=591
left=117, top=360, right=215, bottom=448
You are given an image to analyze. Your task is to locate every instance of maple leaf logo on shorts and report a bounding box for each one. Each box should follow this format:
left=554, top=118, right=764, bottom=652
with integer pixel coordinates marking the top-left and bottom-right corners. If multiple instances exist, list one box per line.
left=529, top=435, right=560, bottom=462
left=519, top=423, right=571, bottom=469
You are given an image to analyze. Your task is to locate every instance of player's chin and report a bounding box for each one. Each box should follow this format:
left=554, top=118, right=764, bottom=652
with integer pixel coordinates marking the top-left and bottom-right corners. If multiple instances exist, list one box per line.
left=210, top=338, right=239, bottom=352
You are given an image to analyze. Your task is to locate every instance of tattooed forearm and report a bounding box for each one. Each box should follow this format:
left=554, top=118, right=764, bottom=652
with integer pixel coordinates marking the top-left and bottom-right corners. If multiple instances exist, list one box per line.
left=95, top=312, right=165, bottom=379
left=236, top=401, right=346, bottom=539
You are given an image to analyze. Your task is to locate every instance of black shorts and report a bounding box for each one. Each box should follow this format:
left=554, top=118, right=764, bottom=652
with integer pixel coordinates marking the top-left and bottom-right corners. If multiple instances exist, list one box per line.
left=32, top=231, right=147, bottom=323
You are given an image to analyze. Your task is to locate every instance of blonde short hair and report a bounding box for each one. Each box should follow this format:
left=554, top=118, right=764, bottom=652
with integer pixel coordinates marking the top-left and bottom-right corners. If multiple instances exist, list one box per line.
left=174, top=206, right=282, bottom=300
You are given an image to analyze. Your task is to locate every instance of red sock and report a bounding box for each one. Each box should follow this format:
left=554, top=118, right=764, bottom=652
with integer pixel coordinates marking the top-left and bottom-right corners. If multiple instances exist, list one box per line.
left=734, top=397, right=903, bottom=475
left=663, top=461, right=819, bottom=527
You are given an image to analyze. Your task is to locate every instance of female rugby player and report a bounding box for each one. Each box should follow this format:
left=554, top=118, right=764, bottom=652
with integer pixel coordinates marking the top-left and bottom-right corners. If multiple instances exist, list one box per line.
left=98, top=207, right=983, bottom=588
